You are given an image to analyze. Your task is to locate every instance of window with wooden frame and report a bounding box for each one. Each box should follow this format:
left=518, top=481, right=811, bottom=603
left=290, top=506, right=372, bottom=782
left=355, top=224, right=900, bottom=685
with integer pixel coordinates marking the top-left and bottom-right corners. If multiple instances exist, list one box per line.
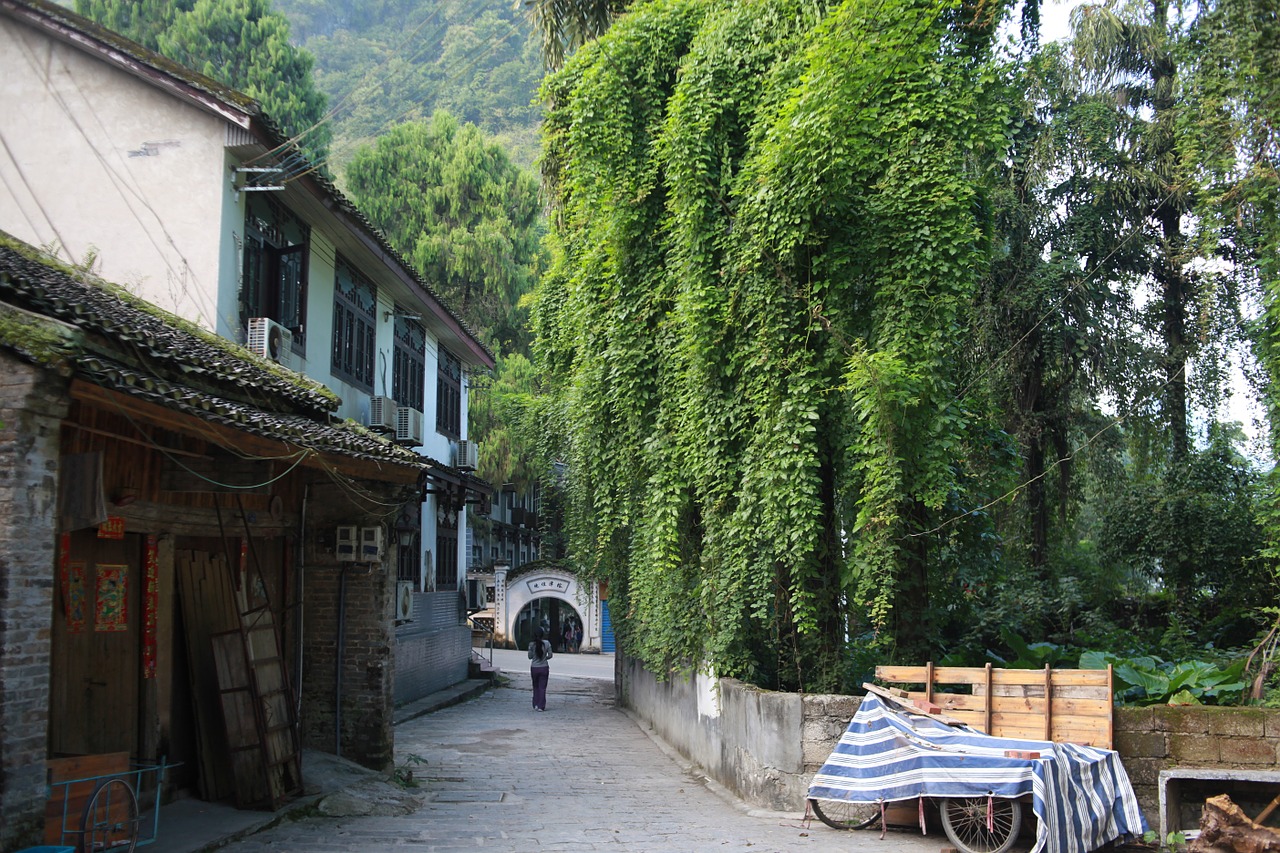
left=393, top=314, right=426, bottom=411
left=435, top=503, right=459, bottom=590
left=331, top=256, right=376, bottom=391
left=436, top=345, right=461, bottom=439
left=241, top=194, right=309, bottom=349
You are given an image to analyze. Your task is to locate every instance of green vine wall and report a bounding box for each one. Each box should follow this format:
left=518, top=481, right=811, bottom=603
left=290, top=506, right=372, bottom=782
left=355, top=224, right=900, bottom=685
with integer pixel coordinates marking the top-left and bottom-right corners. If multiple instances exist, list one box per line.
left=534, top=0, right=1013, bottom=690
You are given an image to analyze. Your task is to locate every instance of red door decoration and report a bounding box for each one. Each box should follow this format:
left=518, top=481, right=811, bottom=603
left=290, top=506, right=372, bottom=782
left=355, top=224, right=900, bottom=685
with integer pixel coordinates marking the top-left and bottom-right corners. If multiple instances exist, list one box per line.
left=94, top=564, right=128, bottom=631
left=142, top=535, right=158, bottom=678
left=66, top=561, right=87, bottom=633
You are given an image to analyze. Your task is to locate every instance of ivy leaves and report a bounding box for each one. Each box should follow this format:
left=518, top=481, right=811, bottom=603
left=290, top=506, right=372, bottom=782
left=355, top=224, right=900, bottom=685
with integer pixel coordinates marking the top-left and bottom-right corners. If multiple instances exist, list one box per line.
left=535, top=0, right=1013, bottom=688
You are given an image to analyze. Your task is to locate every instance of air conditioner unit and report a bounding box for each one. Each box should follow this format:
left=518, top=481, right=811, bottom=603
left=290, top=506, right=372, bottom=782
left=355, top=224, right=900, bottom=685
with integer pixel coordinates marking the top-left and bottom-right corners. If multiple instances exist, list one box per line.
left=396, top=407, right=424, bottom=444
left=368, top=396, right=397, bottom=432
left=336, top=525, right=358, bottom=561
left=456, top=439, right=478, bottom=471
left=359, top=526, right=384, bottom=561
left=396, top=581, right=414, bottom=621
left=247, top=317, right=293, bottom=367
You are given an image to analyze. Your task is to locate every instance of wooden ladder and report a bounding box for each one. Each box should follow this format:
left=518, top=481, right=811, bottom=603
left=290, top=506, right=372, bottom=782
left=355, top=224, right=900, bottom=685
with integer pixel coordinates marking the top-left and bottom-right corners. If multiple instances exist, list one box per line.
left=211, top=604, right=303, bottom=810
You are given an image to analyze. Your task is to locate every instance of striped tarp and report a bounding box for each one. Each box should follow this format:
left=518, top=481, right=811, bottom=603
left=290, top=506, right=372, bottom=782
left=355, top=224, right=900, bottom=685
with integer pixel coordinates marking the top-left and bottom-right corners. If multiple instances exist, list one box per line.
left=808, top=693, right=1148, bottom=853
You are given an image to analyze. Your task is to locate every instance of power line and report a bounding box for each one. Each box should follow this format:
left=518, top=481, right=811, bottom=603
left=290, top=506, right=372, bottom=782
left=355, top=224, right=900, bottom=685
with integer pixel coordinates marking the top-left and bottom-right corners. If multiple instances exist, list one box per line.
left=10, top=30, right=224, bottom=330
left=247, top=2, right=455, bottom=167
left=281, top=16, right=531, bottom=184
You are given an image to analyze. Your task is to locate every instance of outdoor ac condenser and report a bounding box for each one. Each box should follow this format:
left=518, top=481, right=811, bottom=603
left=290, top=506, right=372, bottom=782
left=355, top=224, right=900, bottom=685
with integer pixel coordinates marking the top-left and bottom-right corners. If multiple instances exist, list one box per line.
left=247, top=317, right=293, bottom=368
left=456, top=439, right=479, bottom=471
left=396, top=407, right=424, bottom=444
left=368, top=396, right=397, bottom=432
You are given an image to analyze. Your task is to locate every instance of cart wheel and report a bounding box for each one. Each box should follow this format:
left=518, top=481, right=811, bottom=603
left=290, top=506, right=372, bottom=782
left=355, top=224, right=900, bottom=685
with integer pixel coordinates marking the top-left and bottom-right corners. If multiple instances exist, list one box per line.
left=938, top=796, right=1022, bottom=853
left=81, top=777, right=140, bottom=853
left=808, top=797, right=881, bottom=830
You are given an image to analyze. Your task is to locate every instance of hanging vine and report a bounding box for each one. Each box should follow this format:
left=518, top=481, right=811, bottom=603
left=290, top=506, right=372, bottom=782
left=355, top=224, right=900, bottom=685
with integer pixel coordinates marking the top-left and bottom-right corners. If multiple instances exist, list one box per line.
left=533, top=0, right=1014, bottom=689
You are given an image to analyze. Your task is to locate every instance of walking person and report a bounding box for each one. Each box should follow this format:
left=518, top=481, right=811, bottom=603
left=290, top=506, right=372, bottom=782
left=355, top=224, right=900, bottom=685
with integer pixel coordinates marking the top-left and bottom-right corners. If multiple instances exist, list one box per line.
left=528, top=626, right=552, bottom=711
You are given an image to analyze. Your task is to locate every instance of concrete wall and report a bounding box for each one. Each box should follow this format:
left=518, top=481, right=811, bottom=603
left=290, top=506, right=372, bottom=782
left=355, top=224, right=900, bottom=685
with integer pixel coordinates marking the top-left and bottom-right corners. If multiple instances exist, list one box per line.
left=0, top=11, right=229, bottom=328
left=617, top=656, right=808, bottom=811
left=0, top=357, right=69, bottom=852
left=621, top=656, right=1280, bottom=832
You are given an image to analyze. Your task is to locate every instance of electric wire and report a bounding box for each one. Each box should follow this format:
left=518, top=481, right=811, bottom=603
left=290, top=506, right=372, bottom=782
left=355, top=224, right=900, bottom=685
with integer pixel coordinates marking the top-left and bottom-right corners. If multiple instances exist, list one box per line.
left=101, top=384, right=315, bottom=490
left=10, top=31, right=223, bottom=330
left=0, top=124, right=74, bottom=254
left=279, top=17, right=530, bottom=185
left=245, top=0, right=454, bottom=167
left=908, top=364, right=1188, bottom=538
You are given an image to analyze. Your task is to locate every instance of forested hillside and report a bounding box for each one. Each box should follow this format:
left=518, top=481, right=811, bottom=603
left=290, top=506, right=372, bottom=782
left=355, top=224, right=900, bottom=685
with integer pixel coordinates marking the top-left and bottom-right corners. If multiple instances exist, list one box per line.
left=274, top=0, right=545, bottom=171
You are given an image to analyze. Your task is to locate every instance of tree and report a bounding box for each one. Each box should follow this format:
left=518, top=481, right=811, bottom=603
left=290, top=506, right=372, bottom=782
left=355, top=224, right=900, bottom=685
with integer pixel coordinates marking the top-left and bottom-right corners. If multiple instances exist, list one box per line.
left=275, top=0, right=546, bottom=169
left=534, top=0, right=1014, bottom=688
left=523, top=0, right=626, bottom=70
left=345, top=112, right=545, bottom=357
left=468, top=352, right=545, bottom=489
left=77, top=0, right=332, bottom=167
left=75, top=0, right=191, bottom=51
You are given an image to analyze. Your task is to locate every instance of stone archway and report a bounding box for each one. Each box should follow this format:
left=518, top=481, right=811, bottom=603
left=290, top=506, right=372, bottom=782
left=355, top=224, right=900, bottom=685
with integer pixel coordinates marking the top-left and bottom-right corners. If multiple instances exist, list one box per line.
left=493, top=562, right=601, bottom=652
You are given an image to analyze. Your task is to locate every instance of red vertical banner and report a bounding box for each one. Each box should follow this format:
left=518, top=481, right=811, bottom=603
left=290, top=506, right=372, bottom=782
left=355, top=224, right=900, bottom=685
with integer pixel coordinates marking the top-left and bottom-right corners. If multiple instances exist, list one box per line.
left=67, top=562, right=88, bottom=632
left=142, top=534, right=159, bottom=679
left=59, top=532, right=71, bottom=619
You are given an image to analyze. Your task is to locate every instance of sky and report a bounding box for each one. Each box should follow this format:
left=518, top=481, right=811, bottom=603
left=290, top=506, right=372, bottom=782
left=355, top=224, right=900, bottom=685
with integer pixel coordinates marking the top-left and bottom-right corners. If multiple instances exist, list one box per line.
left=1039, top=0, right=1078, bottom=42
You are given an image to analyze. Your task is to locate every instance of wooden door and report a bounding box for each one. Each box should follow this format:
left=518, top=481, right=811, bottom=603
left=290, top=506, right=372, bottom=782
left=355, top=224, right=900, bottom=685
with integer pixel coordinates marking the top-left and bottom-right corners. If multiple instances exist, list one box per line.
left=49, top=530, right=141, bottom=757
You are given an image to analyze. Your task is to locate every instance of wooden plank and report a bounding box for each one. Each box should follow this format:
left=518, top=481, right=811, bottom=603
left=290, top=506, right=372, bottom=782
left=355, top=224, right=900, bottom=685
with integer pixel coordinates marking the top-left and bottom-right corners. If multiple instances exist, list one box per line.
left=862, top=683, right=969, bottom=726
left=874, top=663, right=1115, bottom=748
left=241, top=619, right=302, bottom=805
left=878, top=665, right=1110, bottom=689
left=176, top=550, right=236, bottom=801
left=45, top=752, right=130, bottom=844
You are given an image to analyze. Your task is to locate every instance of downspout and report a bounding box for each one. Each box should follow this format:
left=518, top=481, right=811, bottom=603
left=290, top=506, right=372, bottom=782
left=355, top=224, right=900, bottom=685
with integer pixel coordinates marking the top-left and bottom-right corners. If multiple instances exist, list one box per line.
left=295, top=484, right=307, bottom=720
left=336, top=562, right=348, bottom=758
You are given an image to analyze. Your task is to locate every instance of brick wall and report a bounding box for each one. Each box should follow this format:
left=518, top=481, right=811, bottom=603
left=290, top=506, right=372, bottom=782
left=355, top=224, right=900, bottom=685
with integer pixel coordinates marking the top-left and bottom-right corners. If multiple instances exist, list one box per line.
left=299, top=562, right=395, bottom=770
left=0, top=357, right=69, bottom=852
left=297, top=481, right=401, bottom=772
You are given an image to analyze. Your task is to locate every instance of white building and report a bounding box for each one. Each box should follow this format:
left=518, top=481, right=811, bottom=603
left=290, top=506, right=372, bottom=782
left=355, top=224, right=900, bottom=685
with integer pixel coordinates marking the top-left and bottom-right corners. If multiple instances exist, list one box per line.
left=0, top=0, right=492, bottom=703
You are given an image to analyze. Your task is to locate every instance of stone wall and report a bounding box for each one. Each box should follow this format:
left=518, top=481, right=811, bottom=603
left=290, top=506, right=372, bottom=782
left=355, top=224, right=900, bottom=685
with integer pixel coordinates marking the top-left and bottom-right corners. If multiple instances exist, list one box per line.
left=0, top=358, right=69, bottom=852
left=1116, top=705, right=1280, bottom=830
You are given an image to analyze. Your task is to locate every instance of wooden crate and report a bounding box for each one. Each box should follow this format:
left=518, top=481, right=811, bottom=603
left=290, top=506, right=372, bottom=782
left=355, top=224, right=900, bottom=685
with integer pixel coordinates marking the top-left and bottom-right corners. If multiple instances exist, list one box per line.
left=875, top=663, right=1114, bottom=748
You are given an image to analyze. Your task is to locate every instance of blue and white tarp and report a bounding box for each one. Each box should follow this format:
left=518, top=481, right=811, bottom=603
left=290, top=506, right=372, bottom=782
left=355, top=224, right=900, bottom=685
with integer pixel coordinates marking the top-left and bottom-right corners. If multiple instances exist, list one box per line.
left=808, top=693, right=1148, bottom=853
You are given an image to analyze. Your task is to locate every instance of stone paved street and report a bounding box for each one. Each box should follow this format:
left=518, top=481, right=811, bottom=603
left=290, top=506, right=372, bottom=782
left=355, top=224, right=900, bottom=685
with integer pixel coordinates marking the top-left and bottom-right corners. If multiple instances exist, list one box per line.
left=214, top=667, right=946, bottom=852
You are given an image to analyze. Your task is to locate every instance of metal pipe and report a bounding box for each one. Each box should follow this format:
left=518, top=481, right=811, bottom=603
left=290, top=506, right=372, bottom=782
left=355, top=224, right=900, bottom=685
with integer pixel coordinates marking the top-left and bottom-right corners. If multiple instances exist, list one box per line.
left=295, top=484, right=308, bottom=720
left=336, top=562, right=348, bottom=757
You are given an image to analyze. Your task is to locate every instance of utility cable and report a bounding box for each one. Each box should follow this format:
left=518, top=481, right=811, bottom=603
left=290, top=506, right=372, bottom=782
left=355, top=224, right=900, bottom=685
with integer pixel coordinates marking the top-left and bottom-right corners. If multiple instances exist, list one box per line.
left=279, top=17, right=530, bottom=184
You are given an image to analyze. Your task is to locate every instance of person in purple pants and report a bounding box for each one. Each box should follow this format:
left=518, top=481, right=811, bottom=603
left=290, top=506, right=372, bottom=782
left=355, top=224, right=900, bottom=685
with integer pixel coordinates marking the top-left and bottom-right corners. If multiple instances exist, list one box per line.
left=528, top=627, right=553, bottom=711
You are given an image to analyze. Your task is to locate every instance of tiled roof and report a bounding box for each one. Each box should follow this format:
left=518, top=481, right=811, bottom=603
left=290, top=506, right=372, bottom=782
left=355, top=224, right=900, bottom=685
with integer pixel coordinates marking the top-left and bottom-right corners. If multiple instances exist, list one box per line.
left=2, top=0, right=495, bottom=368
left=0, top=237, right=337, bottom=416
left=0, top=236, right=428, bottom=473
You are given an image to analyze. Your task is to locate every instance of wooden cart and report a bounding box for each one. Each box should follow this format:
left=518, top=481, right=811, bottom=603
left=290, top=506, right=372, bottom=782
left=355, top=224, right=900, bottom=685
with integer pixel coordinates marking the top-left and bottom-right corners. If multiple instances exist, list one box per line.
left=46, top=753, right=176, bottom=852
